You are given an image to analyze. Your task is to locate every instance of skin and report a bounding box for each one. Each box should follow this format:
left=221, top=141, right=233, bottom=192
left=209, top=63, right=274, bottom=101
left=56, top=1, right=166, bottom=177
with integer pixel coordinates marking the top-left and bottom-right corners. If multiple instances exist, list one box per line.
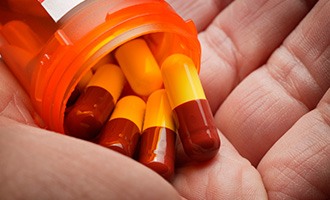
left=0, top=0, right=329, bottom=199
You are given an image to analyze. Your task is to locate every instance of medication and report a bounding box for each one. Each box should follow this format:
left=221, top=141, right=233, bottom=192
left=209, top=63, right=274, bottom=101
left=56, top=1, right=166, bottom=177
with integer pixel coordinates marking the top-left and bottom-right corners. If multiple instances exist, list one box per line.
left=91, top=54, right=117, bottom=73
left=115, top=38, right=163, bottom=97
left=66, top=70, right=93, bottom=106
left=76, top=70, right=93, bottom=91
left=1, top=0, right=221, bottom=178
left=0, top=20, right=42, bottom=53
left=65, top=64, right=125, bottom=140
left=139, top=89, right=176, bottom=180
left=98, top=95, right=145, bottom=157
left=0, top=0, right=201, bottom=134
left=161, top=54, right=221, bottom=162
left=0, top=20, right=43, bottom=92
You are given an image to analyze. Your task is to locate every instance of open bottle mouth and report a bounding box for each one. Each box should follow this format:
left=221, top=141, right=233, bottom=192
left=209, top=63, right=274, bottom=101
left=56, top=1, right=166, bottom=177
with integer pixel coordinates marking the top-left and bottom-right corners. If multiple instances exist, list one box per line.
left=0, top=0, right=200, bottom=132
left=53, top=31, right=199, bottom=133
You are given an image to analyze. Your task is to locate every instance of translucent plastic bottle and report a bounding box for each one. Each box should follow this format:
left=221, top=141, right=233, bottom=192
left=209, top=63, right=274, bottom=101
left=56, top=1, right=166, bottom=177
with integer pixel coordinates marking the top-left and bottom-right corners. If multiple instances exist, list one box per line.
left=0, top=0, right=201, bottom=133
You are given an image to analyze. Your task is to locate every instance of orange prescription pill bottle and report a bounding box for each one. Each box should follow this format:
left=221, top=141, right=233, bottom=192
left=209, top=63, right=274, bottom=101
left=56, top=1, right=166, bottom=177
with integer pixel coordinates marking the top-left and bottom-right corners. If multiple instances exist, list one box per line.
left=0, top=0, right=201, bottom=133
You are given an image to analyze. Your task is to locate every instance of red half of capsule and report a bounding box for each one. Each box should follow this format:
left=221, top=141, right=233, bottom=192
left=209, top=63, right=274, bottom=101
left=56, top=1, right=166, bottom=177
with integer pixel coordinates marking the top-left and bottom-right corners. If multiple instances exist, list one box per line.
left=66, top=87, right=80, bottom=107
left=139, top=127, right=176, bottom=181
left=65, top=86, right=115, bottom=140
left=174, top=99, right=220, bottom=162
left=98, top=118, right=140, bottom=157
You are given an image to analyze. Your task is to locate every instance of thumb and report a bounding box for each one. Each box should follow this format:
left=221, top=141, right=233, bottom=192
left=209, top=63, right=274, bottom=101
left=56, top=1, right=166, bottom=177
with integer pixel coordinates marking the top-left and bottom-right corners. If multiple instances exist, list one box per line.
left=0, top=117, right=181, bottom=200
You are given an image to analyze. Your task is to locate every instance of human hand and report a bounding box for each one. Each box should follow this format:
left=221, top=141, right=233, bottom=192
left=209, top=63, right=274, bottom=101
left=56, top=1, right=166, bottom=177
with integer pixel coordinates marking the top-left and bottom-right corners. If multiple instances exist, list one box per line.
left=1, top=0, right=329, bottom=199
left=169, top=0, right=330, bottom=199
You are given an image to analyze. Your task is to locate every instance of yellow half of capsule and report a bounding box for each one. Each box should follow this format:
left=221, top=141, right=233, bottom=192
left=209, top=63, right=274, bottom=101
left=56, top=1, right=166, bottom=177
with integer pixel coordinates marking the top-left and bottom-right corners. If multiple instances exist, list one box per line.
left=161, top=54, right=206, bottom=109
left=92, top=54, right=116, bottom=73
left=115, top=38, right=163, bottom=96
left=87, top=64, right=125, bottom=103
left=143, top=89, right=175, bottom=132
left=110, top=95, right=146, bottom=131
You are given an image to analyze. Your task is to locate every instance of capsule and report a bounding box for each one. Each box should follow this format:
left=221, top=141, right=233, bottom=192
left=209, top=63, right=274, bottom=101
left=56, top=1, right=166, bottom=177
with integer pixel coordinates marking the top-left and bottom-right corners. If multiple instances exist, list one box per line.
left=161, top=54, right=220, bottom=162
left=139, top=89, right=176, bottom=180
left=115, top=38, right=163, bottom=97
left=98, top=95, right=145, bottom=157
left=66, top=70, right=93, bottom=107
left=76, top=70, right=93, bottom=91
left=92, top=53, right=116, bottom=73
left=65, top=64, right=125, bottom=140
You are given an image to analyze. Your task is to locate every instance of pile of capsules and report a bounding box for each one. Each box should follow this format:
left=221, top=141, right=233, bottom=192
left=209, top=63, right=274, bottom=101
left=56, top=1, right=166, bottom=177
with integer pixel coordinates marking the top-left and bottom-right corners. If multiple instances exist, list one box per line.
left=64, top=38, right=220, bottom=180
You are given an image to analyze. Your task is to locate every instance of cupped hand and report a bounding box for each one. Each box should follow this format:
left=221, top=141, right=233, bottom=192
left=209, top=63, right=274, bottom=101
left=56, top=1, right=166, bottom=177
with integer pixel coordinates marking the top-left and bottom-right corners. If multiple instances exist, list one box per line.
left=1, top=0, right=329, bottom=199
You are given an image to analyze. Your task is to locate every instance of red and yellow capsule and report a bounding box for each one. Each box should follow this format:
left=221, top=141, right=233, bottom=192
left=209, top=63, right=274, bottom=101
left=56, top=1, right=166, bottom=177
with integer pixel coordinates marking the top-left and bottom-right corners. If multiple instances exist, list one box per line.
left=98, top=95, right=145, bottom=157
left=139, top=89, right=176, bottom=180
left=66, top=70, right=93, bottom=107
left=161, top=54, right=220, bottom=162
left=65, top=64, right=125, bottom=140
left=115, top=38, right=163, bottom=97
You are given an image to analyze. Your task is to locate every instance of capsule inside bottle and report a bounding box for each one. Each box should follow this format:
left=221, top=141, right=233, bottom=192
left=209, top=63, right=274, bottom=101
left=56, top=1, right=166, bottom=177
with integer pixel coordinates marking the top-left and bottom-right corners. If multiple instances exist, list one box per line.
left=161, top=54, right=220, bottom=162
left=65, top=64, right=125, bottom=140
left=115, top=38, right=163, bottom=97
left=98, top=95, right=145, bottom=157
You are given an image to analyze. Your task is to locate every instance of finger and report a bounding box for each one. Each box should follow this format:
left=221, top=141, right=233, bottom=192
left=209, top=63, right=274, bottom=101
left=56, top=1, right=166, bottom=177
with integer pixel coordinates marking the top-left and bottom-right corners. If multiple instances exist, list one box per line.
left=0, top=60, right=35, bottom=125
left=166, top=0, right=233, bottom=31
left=198, top=0, right=317, bottom=112
left=173, top=134, right=267, bottom=199
left=0, top=117, right=181, bottom=200
left=216, top=0, right=330, bottom=165
left=258, top=89, right=330, bottom=199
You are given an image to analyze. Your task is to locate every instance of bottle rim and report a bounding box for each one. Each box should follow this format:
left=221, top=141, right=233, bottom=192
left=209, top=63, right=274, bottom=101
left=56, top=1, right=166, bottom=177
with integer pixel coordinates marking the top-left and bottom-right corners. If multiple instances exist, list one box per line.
left=33, top=0, right=200, bottom=133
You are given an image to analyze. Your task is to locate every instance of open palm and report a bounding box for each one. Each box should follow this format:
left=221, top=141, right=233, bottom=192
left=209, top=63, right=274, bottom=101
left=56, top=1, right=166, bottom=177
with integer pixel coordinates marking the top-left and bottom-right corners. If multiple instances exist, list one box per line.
left=1, top=0, right=329, bottom=199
